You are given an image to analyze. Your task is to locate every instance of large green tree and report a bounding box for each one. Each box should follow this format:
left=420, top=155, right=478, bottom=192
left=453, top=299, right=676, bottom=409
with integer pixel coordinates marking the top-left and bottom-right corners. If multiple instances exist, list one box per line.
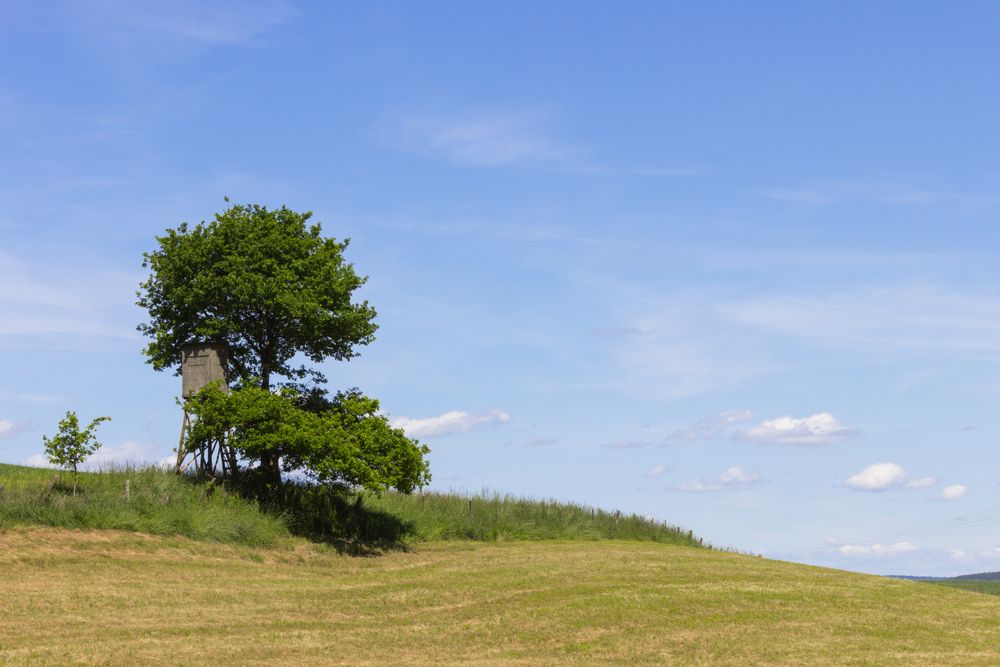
left=137, top=202, right=377, bottom=391
left=137, top=202, right=426, bottom=487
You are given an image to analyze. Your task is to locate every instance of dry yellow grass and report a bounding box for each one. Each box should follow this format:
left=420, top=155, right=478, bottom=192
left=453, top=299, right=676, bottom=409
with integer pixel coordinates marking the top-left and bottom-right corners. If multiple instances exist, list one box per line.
left=1, top=528, right=999, bottom=665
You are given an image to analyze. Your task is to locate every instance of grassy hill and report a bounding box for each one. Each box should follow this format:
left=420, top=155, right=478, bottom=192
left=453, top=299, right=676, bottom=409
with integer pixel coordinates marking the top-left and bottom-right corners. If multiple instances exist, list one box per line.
left=3, top=464, right=1000, bottom=664
left=0, top=463, right=701, bottom=548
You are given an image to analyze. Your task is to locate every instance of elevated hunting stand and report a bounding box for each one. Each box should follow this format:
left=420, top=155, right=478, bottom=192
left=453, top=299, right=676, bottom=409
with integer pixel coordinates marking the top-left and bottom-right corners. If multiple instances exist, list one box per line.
left=175, top=342, right=237, bottom=477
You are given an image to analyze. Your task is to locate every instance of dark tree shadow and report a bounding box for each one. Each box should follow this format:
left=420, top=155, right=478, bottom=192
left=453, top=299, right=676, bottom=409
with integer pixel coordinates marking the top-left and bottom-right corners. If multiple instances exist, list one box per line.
left=219, top=474, right=414, bottom=555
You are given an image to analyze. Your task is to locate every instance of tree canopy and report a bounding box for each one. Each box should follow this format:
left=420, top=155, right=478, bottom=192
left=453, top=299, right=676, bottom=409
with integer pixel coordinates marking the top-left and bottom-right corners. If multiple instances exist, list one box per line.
left=137, top=202, right=377, bottom=390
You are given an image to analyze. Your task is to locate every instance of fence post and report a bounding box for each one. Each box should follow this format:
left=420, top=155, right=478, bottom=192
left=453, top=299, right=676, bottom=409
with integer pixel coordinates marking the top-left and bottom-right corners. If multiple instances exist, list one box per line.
left=125, top=479, right=131, bottom=502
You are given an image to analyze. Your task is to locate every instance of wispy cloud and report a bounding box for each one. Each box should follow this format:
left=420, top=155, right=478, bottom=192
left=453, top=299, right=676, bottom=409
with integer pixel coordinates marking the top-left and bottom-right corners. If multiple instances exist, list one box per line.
left=585, top=165, right=712, bottom=178
left=645, top=464, right=667, bottom=478
left=761, top=181, right=1000, bottom=209
left=603, top=439, right=660, bottom=450
left=948, top=548, right=975, bottom=564
left=391, top=409, right=511, bottom=438
left=521, top=436, right=556, bottom=448
left=760, top=188, right=835, bottom=205
left=904, top=476, right=937, bottom=489
left=736, top=413, right=856, bottom=446
left=0, top=390, right=58, bottom=403
left=593, top=280, right=1000, bottom=400
left=837, top=541, right=918, bottom=557
left=592, top=326, right=655, bottom=338
left=54, top=0, right=296, bottom=47
left=0, top=420, right=26, bottom=440
left=375, top=107, right=706, bottom=177
left=668, top=409, right=753, bottom=441
left=722, top=285, right=1000, bottom=358
left=0, top=251, right=139, bottom=340
left=603, top=410, right=754, bottom=450
left=375, top=109, right=581, bottom=168
left=612, top=319, right=771, bottom=399
left=678, top=465, right=759, bottom=492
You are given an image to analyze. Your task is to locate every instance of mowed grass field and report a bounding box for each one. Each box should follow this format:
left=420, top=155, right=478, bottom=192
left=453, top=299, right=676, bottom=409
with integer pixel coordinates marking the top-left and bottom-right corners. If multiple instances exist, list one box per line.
left=3, top=528, right=1000, bottom=665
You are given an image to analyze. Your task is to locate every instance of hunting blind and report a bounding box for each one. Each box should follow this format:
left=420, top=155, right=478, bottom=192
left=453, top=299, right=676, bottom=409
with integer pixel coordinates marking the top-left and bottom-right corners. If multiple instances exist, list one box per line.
left=176, top=342, right=237, bottom=476
left=181, top=343, right=228, bottom=398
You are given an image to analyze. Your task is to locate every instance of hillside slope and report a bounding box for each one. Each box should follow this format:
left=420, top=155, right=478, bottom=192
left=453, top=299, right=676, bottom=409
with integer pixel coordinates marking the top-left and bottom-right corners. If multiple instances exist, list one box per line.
left=0, top=463, right=700, bottom=548
left=2, top=528, right=999, bottom=665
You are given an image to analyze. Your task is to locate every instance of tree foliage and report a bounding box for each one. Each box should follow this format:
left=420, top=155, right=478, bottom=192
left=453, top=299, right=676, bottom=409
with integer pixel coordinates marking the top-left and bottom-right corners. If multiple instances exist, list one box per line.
left=185, top=384, right=430, bottom=493
left=137, top=203, right=377, bottom=390
left=42, top=411, right=111, bottom=495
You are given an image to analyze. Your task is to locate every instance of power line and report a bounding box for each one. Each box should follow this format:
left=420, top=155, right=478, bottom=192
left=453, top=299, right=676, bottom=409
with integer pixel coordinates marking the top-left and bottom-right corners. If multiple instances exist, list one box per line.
left=784, top=504, right=1000, bottom=555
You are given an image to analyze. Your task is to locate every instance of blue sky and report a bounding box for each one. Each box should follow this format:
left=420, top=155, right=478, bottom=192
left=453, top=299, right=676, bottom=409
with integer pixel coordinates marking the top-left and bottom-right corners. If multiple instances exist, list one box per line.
left=2, top=1, right=1000, bottom=575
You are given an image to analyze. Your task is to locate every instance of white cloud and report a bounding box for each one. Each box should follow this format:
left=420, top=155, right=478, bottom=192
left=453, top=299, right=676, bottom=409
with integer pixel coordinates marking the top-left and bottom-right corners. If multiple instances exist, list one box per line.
left=844, top=463, right=940, bottom=492
left=838, top=541, right=918, bottom=557
left=845, top=463, right=909, bottom=491
left=376, top=109, right=580, bottom=167
left=668, top=409, right=753, bottom=441
left=738, top=413, right=855, bottom=445
left=938, top=484, right=968, bottom=501
left=678, top=465, right=759, bottom=492
left=0, top=419, right=25, bottom=439
left=645, top=465, right=667, bottom=478
left=391, top=409, right=511, bottom=438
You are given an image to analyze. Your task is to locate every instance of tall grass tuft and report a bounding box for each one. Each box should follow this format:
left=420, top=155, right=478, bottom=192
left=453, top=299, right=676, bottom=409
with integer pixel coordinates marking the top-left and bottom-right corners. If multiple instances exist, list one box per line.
left=0, top=463, right=289, bottom=547
left=364, top=490, right=703, bottom=546
left=0, top=464, right=705, bottom=550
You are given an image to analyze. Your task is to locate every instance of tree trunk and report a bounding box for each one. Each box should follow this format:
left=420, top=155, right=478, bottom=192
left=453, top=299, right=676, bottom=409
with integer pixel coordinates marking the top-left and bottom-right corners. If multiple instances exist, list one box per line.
left=257, top=367, right=281, bottom=484
left=264, top=452, right=281, bottom=484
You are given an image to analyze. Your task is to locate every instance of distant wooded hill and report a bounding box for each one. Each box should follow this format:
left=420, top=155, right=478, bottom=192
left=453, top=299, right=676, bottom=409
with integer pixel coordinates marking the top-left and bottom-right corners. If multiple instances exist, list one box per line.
left=952, top=571, right=1000, bottom=581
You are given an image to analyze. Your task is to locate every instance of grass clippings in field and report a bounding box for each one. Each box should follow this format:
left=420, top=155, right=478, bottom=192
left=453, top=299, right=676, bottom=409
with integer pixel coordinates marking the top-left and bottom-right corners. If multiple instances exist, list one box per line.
left=1, top=528, right=999, bottom=665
